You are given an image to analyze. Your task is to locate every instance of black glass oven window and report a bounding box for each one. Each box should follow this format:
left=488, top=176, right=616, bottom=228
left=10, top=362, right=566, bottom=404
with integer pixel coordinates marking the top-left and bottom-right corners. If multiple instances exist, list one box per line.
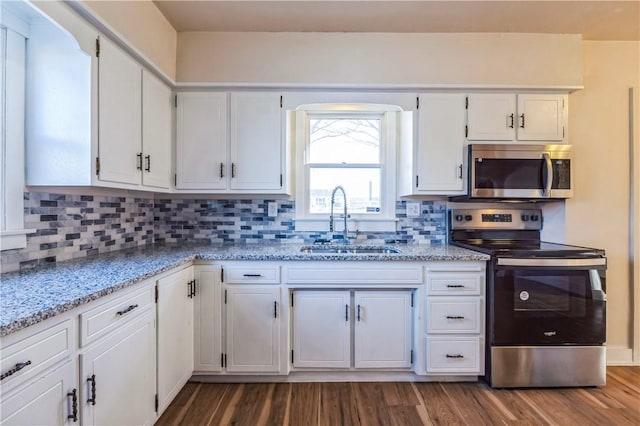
left=491, top=268, right=605, bottom=345
left=474, top=159, right=543, bottom=189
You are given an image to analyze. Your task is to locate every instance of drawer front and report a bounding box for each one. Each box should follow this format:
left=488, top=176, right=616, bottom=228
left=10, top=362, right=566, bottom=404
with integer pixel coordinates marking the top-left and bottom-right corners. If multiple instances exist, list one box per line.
left=426, top=297, right=482, bottom=334
left=426, top=336, right=481, bottom=374
left=224, top=266, right=280, bottom=284
left=284, top=265, right=422, bottom=284
left=427, top=273, right=482, bottom=296
left=1, top=319, right=73, bottom=391
left=80, top=284, right=155, bottom=347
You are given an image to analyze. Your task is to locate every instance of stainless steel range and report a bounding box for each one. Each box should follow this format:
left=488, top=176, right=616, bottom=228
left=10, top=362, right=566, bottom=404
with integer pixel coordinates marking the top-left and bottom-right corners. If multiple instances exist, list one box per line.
left=450, top=208, right=607, bottom=388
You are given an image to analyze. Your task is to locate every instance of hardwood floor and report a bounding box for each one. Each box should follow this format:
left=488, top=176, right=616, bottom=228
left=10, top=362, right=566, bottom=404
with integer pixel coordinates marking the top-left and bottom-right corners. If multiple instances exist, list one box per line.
left=156, top=366, right=640, bottom=426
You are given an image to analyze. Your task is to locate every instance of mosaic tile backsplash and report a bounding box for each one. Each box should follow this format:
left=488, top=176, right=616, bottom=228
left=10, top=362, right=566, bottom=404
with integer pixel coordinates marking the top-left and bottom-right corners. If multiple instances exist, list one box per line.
left=1, top=191, right=446, bottom=273
left=1, top=192, right=155, bottom=273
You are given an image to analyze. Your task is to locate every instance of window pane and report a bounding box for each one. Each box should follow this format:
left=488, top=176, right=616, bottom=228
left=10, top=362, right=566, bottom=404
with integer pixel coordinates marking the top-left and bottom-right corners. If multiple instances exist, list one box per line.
left=309, top=168, right=381, bottom=215
left=309, top=118, right=380, bottom=164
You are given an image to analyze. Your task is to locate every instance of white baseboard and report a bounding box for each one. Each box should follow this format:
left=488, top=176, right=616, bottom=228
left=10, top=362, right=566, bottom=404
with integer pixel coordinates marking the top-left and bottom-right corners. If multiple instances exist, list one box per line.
left=607, top=346, right=636, bottom=365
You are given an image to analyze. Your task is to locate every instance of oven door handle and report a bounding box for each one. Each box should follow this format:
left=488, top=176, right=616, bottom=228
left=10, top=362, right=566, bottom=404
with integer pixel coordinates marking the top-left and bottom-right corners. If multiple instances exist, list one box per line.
left=496, top=258, right=606, bottom=268
left=590, top=270, right=607, bottom=301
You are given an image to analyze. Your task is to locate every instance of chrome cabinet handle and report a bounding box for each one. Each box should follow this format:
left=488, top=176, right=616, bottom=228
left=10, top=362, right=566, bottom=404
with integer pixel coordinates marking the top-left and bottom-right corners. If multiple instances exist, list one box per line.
left=458, top=164, right=463, bottom=179
left=87, top=374, right=96, bottom=405
left=116, top=304, right=138, bottom=316
left=67, top=388, right=78, bottom=422
left=0, top=360, right=32, bottom=380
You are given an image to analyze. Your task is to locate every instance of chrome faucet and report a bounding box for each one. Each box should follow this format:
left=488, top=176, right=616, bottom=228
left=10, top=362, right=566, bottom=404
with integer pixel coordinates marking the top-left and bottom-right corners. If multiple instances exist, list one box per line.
left=329, top=185, right=349, bottom=243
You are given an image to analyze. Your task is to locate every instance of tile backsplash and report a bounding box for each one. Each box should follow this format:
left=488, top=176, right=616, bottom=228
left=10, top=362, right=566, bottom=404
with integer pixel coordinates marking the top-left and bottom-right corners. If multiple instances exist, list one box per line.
left=1, top=191, right=447, bottom=273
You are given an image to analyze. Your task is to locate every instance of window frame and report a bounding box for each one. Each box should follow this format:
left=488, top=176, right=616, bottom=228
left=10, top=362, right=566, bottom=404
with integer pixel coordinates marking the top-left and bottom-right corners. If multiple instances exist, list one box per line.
left=294, top=103, right=400, bottom=233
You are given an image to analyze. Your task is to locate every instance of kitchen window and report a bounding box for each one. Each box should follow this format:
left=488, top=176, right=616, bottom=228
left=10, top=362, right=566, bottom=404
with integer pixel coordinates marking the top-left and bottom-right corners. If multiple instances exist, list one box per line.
left=294, top=103, right=407, bottom=233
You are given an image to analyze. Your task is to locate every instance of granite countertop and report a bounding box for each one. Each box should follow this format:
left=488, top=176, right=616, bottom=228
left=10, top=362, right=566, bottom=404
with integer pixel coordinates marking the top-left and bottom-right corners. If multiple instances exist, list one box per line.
left=0, top=243, right=488, bottom=337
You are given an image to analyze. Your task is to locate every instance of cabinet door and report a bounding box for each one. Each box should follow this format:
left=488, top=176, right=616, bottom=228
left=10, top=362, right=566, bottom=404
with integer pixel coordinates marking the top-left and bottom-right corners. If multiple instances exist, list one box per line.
left=194, top=265, right=222, bottom=373
left=157, top=267, right=194, bottom=414
left=225, top=285, right=280, bottom=372
left=517, top=94, right=566, bottom=141
left=97, top=36, right=142, bottom=186
left=292, top=290, right=351, bottom=368
left=176, top=92, right=228, bottom=190
left=229, top=92, right=283, bottom=191
left=81, top=307, right=156, bottom=426
left=1, top=360, right=78, bottom=425
left=354, top=291, right=413, bottom=369
left=466, top=94, right=516, bottom=141
left=141, top=70, right=172, bottom=190
left=416, top=94, right=466, bottom=193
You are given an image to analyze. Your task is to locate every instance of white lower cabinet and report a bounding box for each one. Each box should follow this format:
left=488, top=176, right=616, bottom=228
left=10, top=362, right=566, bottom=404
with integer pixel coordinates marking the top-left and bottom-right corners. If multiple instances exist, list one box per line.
left=425, top=262, right=486, bottom=375
left=80, top=306, right=156, bottom=425
left=157, top=267, right=194, bottom=414
left=292, top=290, right=413, bottom=369
left=0, top=359, right=78, bottom=425
left=224, top=285, right=281, bottom=373
left=193, top=265, right=223, bottom=373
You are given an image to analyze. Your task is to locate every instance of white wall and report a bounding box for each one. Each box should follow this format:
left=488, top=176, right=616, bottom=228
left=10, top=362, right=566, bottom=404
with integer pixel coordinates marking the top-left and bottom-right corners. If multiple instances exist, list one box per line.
left=177, top=32, right=583, bottom=87
left=568, top=41, right=640, bottom=364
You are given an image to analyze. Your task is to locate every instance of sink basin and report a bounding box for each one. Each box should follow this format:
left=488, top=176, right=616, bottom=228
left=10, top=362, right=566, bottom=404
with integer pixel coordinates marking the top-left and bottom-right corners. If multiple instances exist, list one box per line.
left=300, top=246, right=400, bottom=254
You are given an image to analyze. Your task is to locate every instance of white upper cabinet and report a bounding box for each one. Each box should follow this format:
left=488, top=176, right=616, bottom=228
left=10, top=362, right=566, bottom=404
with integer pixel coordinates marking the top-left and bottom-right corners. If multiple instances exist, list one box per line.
left=466, top=93, right=567, bottom=143
left=516, top=94, right=567, bottom=141
left=466, top=94, right=516, bottom=141
left=97, top=37, right=172, bottom=191
left=399, top=94, right=466, bottom=196
left=176, top=92, right=228, bottom=190
left=176, top=91, right=287, bottom=194
left=97, top=36, right=142, bottom=186
left=229, top=92, right=283, bottom=191
left=141, top=70, right=172, bottom=190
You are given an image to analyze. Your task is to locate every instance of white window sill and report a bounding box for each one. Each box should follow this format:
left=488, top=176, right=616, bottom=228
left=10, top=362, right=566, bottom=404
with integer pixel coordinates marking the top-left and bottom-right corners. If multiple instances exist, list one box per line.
left=294, top=218, right=398, bottom=233
left=0, top=229, right=35, bottom=251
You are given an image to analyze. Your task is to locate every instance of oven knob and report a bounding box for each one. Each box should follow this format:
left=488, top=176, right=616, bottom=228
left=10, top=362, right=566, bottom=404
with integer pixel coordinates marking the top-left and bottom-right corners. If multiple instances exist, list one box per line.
left=464, top=215, right=472, bottom=221
left=521, top=215, right=530, bottom=221
left=455, top=215, right=463, bottom=222
left=531, top=215, right=540, bottom=221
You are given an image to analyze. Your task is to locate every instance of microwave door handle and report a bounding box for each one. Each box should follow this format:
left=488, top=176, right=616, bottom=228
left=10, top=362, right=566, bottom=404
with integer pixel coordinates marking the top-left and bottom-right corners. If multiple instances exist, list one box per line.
left=542, top=152, right=553, bottom=197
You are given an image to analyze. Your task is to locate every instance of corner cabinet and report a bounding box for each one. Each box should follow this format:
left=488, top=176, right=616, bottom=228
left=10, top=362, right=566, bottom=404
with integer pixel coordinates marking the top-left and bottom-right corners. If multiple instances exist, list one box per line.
left=466, top=93, right=567, bottom=143
left=97, top=37, right=172, bottom=191
left=399, top=93, right=466, bottom=196
left=176, top=92, right=289, bottom=194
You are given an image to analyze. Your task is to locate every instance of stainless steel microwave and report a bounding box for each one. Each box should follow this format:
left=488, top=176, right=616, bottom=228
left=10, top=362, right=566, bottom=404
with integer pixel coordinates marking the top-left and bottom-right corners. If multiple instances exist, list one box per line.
left=468, top=144, right=573, bottom=199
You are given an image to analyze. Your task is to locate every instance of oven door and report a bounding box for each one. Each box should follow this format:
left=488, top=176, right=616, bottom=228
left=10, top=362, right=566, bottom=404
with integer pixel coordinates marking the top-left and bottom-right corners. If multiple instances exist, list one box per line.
left=490, top=257, right=606, bottom=345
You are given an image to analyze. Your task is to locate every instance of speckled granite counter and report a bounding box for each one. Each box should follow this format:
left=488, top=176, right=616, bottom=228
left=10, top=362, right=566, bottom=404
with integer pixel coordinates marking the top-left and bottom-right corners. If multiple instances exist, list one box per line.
left=0, top=243, right=488, bottom=337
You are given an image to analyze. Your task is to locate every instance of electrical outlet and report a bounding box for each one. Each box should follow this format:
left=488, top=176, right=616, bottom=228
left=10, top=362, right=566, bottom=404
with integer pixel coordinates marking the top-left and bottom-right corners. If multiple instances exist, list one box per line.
left=268, top=202, right=278, bottom=217
left=406, top=202, right=420, bottom=217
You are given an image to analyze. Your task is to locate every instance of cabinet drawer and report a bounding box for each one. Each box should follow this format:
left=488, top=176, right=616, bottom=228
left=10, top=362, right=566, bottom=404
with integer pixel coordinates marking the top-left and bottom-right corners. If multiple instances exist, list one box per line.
left=426, top=336, right=482, bottom=374
left=427, top=273, right=482, bottom=295
left=426, top=297, right=482, bottom=334
left=1, top=319, right=73, bottom=391
left=80, top=284, right=155, bottom=347
left=224, top=266, right=280, bottom=284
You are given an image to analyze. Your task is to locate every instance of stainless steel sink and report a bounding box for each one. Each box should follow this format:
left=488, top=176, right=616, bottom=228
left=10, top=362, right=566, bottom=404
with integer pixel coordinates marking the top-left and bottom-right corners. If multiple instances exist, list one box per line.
left=300, top=246, right=400, bottom=254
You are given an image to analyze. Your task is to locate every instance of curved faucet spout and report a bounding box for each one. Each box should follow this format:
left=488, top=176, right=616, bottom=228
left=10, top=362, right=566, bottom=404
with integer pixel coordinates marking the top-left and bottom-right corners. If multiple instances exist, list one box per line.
left=329, top=185, right=349, bottom=243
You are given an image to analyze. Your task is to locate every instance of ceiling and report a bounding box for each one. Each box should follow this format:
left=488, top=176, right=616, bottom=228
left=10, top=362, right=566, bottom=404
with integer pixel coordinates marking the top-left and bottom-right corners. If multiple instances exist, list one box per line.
left=152, top=0, right=640, bottom=41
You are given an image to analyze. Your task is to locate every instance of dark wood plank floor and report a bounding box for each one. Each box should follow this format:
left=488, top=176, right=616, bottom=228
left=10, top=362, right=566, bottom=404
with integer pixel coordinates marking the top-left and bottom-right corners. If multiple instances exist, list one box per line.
left=156, top=366, right=640, bottom=426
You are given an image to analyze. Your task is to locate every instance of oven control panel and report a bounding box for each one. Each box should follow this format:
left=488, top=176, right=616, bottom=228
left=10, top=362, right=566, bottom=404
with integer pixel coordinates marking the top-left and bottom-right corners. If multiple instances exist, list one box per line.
left=450, top=209, right=542, bottom=230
